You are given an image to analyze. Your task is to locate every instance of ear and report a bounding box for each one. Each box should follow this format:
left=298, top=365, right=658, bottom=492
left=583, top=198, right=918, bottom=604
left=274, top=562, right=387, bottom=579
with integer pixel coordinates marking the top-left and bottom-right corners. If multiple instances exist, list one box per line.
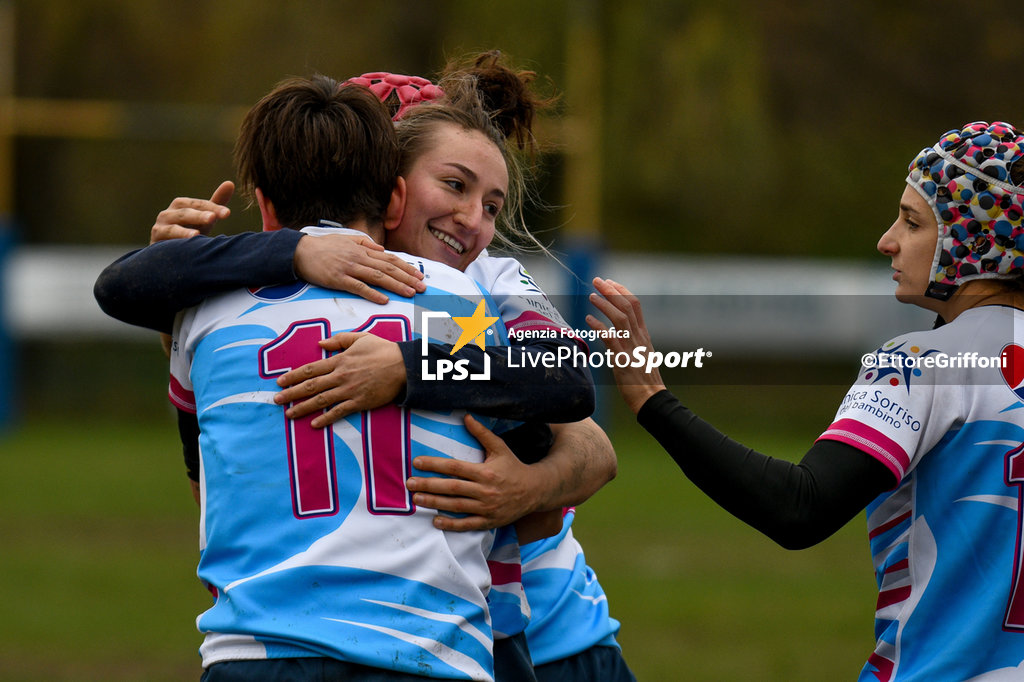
left=256, top=187, right=282, bottom=231
left=383, top=176, right=407, bottom=232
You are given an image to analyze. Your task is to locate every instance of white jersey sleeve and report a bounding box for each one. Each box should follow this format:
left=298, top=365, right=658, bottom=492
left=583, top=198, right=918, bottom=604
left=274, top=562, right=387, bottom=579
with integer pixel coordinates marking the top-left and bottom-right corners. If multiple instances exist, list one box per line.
left=466, top=255, right=575, bottom=341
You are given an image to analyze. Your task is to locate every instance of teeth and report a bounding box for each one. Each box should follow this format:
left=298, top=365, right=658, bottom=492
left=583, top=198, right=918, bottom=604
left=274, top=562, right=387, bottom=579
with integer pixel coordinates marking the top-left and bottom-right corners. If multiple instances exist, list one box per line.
left=429, top=227, right=464, bottom=254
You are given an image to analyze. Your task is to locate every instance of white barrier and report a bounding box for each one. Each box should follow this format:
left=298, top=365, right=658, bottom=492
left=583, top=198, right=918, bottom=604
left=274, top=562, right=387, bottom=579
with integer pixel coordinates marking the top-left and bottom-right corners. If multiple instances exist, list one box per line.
left=1, top=246, right=934, bottom=355
left=3, top=245, right=153, bottom=339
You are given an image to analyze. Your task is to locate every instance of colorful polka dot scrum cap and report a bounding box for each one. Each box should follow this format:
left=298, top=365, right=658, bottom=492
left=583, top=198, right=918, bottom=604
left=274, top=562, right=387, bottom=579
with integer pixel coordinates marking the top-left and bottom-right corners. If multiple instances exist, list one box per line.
left=906, top=121, right=1024, bottom=300
left=341, top=72, right=445, bottom=121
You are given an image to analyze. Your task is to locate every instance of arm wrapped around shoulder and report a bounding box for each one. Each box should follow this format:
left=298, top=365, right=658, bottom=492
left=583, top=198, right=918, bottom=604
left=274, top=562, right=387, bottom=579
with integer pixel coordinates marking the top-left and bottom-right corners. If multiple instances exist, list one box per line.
left=398, top=335, right=595, bottom=423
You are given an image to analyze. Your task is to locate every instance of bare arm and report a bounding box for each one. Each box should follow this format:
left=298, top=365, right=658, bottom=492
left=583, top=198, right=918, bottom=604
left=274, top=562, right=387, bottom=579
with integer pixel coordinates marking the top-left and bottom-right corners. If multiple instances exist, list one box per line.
left=406, top=416, right=617, bottom=533
left=536, top=419, right=618, bottom=508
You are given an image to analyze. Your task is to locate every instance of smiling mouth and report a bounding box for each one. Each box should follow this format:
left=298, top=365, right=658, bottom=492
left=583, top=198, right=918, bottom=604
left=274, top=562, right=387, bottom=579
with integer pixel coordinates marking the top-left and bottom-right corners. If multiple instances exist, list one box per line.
left=429, top=227, right=465, bottom=255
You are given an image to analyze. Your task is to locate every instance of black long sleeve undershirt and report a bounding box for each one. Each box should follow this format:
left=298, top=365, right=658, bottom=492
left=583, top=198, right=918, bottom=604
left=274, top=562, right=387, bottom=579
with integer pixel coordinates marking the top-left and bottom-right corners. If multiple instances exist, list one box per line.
left=94, top=231, right=303, bottom=334
left=637, top=389, right=896, bottom=549
left=397, top=339, right=593, bottom=422
left=93, top=230, right=594, bottom=423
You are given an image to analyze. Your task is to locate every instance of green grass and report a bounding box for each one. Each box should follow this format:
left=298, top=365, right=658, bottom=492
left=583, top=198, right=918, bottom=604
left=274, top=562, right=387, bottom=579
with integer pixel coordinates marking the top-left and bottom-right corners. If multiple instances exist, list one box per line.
left=0, top=417, right=209, bottom=682
left=0, top=385, right=878, bottom=681
left=577, top=435, right=874, bottom=680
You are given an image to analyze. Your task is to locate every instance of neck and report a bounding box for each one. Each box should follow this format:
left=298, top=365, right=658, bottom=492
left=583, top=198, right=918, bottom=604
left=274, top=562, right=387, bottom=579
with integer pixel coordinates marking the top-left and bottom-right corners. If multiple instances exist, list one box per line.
left=343, top=217, right=384, bottom=245
left=932, top=279, right=1024, bottom=322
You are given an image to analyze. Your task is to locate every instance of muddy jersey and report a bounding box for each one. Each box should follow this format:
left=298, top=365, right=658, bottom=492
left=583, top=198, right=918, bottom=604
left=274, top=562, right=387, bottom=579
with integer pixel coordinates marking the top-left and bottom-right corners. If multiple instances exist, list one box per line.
left=170, top=226, right=510, bottom=680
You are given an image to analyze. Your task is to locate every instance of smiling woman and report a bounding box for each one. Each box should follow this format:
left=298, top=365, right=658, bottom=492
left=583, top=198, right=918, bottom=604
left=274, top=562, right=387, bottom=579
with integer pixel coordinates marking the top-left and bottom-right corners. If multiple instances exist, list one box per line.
left=384, top=124, right=508, bottom=270
left=91, top=52, right=625, bottom=682
left=385, top=50, right=554, bottom=261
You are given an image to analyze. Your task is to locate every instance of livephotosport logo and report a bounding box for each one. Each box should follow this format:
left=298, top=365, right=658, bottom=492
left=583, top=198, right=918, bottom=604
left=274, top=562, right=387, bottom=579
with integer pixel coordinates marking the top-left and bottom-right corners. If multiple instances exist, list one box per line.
left=421, top=300, right=496, bottom=381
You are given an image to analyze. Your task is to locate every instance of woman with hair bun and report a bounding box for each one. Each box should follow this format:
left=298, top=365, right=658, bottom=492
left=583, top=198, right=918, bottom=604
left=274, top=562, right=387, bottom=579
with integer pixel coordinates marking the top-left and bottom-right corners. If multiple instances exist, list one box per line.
left=96, top=51, right=633, bottom=681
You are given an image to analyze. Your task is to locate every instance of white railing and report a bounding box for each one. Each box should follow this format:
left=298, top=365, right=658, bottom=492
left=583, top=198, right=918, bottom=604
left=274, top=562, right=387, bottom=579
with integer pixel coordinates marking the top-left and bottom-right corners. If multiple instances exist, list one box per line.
left=1, top=245, right=933, bottom=355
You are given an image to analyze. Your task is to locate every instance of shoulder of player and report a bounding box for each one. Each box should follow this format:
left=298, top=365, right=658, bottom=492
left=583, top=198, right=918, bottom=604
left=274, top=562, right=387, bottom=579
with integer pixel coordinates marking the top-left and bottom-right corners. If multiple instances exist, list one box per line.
left=380, top=252, right=489, bottom=296
left=883, top=305, right=1014, bottom=353
left=465, top=254, right=526, bottom=289
left=871, top=317, right=965, bottom=358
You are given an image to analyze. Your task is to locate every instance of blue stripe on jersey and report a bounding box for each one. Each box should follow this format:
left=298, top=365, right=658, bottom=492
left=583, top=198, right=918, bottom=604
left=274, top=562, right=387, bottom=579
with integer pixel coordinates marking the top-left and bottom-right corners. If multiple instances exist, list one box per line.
left=862, top=418, right=1024, bottom=680
left=200, top=565, right=493, bottom=679
left=198, top=408, right=362, bottom=581
left=409, top=411, right=488, bottom=452
left=181, top=274, right=510, bottom=678
left=405, top=412, right=493, bottom=522
left=190, top=324, right=280, bottom=407
left=521, top=512, right=620, bottom=665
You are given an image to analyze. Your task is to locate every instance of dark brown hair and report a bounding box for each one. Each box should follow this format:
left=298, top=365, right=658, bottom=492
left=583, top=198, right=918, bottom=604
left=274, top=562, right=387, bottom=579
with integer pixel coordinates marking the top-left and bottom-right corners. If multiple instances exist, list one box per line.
left=234, top=75, right=399, bottom=228
left=395, top=51, right=558, bottom=250
left=442, top=50, right=557, bottom=155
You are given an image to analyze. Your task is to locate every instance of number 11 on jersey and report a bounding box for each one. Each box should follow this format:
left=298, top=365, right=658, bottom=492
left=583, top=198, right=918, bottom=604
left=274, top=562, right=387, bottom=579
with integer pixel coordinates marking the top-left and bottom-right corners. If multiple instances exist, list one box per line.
left=1004, top=442, right=1024, bottom=631
left=260, top=320, right=338, bottom=518
left=260, top=316, right=415, bottom=520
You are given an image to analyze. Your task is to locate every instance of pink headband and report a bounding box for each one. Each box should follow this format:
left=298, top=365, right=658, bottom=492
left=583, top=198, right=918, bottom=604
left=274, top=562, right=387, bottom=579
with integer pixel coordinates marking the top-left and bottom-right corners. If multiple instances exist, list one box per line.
left=342, top=72, right=445, bottom=121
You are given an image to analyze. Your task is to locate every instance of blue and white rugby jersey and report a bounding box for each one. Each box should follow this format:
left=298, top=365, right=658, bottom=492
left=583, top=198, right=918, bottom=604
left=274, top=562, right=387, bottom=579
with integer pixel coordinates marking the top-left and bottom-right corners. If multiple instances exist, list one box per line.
left=169, top=226, right=510, bottom=680
left=486, top=524, right=528, bottom=640
left=818, top=305, right=1024, bottom=681
left=466, top=253, right=580, bottom=643
left=466, top=254, right=582, bottom=348
left=520, top=509, right=621, bottom=665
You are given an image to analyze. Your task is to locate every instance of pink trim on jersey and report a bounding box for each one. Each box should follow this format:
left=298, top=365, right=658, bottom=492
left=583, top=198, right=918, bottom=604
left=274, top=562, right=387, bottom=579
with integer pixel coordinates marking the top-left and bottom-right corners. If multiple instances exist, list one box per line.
left=817, top=418, right=908, bottom=482
left=168, top=375, right=197, bottom=414
left=866, top=651, right=895, bottom=682
left=868, top=511, right=912, bottom=541
left=876, top=585, right=912, bottom=610
left=487, top=559, right=522, bottom=587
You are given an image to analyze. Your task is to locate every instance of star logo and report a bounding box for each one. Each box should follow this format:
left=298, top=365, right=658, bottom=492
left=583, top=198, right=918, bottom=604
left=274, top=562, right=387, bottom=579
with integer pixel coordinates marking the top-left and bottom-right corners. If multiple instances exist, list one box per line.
left=449, top=300, right=499, bottom=354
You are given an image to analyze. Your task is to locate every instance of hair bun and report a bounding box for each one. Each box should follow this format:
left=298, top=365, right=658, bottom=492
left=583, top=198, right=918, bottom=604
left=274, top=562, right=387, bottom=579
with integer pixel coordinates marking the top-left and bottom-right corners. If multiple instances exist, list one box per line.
left=442, top=50, right=557, bottom=153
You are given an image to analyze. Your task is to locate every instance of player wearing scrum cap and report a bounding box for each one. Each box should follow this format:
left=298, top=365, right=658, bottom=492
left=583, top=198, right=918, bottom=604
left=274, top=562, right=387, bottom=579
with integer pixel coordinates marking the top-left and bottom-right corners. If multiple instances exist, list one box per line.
left=589, top=121, right=1024, bottom=681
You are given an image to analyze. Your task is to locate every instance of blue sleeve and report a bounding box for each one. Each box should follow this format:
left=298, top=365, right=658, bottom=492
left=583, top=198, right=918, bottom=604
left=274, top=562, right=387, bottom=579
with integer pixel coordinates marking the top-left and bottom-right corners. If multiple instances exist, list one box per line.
left=397, top=336, right=595, bottom=423
left=93, top=230, right=303, bottom=333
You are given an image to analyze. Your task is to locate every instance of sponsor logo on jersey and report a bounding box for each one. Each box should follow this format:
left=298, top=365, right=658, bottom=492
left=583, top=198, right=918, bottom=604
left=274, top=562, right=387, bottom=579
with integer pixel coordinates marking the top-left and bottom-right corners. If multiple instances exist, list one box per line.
left=1001, top=343, right=1024, bottom=402
left=861, top=340, right=942, bottom=392
left=247, top=281, right=308, bottom=301
left=517, top=265, right=544, bottom=294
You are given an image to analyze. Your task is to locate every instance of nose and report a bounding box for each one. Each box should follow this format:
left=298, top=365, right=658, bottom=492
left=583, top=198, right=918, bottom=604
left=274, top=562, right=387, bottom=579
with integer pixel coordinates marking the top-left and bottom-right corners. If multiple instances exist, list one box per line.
left=452, top=200, right=483, bottom=233
left=877, top=222, right=898, bottom=256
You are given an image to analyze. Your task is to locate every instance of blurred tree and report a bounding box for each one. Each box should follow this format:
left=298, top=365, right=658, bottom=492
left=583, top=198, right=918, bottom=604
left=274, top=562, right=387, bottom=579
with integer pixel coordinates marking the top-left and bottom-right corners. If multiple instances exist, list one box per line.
left=602, top=1, right=774, bottom=255
left=7, top=0, right=1024, bottom=257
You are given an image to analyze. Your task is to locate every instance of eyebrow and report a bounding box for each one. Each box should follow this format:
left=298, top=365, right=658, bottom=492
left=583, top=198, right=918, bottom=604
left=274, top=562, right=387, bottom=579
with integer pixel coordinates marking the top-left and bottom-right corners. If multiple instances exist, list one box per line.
left=900, top=202, right=925, bottom=218
left=445, top=162, right=506, bottom=201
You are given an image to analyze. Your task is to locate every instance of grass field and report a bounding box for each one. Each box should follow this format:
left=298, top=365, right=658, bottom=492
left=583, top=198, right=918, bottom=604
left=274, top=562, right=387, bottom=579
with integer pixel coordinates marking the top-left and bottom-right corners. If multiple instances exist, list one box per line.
left=0, top=383, right=877, bottom=681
